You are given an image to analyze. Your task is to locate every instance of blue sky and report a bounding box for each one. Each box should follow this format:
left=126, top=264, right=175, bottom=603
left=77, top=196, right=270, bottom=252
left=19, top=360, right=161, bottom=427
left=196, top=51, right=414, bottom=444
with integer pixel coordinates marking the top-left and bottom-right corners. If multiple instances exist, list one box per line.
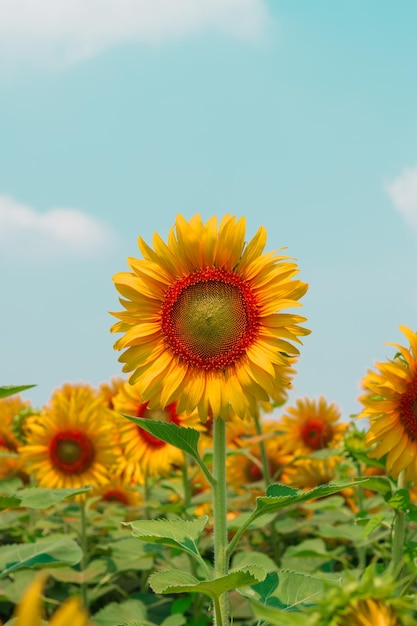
left=1, top=0, right=416, bottom=420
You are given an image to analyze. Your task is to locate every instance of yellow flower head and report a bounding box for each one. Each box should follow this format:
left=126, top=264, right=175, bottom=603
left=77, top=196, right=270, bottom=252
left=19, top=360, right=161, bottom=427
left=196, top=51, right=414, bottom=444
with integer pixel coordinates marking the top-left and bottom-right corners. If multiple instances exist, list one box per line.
left=333, top=598, right=402, bottom=626
left=112, top=379, right=203, bottom=481
left=111, top=214, right=309, bottom=421
left=19, top=383, right=119, bottom=491
left=278, top=396, right=346, bottom=455
left=0, top=394, right=33, bottom=479
left=358, top=325, right=417, bottom=483
left=14, top=572, right=93, bottom=626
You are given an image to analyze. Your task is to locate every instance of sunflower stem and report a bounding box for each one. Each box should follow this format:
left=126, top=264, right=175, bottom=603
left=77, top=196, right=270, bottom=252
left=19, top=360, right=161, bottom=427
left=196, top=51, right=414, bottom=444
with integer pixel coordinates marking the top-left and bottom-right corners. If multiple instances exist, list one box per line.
left=79, top=499, right=89, bottom=608
left=212, top=417, right=229, bottom=626
left=254, top=414, right=271, bottom=487
left=254, top=414, right=281, bottom=566
left=391, top=470, right=407, bottom=579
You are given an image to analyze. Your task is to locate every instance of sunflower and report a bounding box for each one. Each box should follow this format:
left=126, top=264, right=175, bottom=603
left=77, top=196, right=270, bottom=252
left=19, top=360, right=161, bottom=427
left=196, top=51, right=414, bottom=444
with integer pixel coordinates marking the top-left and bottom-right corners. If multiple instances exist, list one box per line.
left=111, top=214, right=309, bottom=421
left=19, top=384, right=119, bottom=491
left=0, top=395, right=33, bottom=479
left=95, top=476, right=143, bottom=508
left=332, top=598, right=402, bottom=626
left=14, top=573, right=93, bottom=626
left=358, top=325, right=417, bottom=483
left=98, top=376, right=126, bottom=409
left=283, top=456, right=340, bottom=489
left=112, top=379, right=203, bottom=481
left=278, top=396, right=346, bottom=455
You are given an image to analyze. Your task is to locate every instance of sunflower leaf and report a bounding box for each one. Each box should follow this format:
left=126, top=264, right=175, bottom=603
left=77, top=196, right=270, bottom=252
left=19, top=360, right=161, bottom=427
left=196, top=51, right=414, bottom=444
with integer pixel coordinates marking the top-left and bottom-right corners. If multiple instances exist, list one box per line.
left=239, top=570, right=340, bottom=621
left=11, top=486, right=92, bottom=509
left=123, top=416, right=214, bottom=484
left=253, top=478, right=371, bottom=518
left=123, top=416, right=200, bottom=457
left=0, top=534, right=83, bottom=577
left=149, top=565, right=266, bottom=598
left=0, top=384, right=36, bottom=399
left=123, top=516, right=209, bottom=561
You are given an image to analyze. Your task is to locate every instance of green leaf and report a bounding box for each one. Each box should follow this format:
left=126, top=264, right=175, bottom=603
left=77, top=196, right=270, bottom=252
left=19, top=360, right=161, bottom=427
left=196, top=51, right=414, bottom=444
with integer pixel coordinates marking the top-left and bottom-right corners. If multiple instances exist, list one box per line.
left=123, top=417, right=214, bottom=485
left=106, top=536, right=155, bottom=573
left=46, top=559, right=107, bottom=583
left=0, top=495, right=22, bottom=509
left=0, top=534, right=83, bottom=577
left=0, top=385, right=36, bottom=399
left=386, top=489, right=410, bottom=511
left=360, top=476, right=392, bottom=495
left=16, top=486, right=92, bottom=509
left=248, top=600, right=315, bottom=626
left=124, top=417, right=200, bottom=459
left=254, top=479, right=370, bottom=519
left=0, top=477, right=23, bottom=494
left=240, top=570, right=340, bottom=622
left=150, top=566, right=266, bottom=598
left=161, top=616, right=187, bottom=626
left=360, top=513, right=386, bottom=538
left=92, top=598, right=147, bottom=626
left=232, top=550, right=277, bottom=574
left=123, top=516, right=208, bottom=561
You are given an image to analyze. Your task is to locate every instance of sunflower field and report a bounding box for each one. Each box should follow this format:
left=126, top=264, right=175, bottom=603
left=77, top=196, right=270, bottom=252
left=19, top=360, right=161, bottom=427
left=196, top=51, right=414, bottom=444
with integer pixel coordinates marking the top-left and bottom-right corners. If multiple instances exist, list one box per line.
left=2, top=214, right=417, bottom=626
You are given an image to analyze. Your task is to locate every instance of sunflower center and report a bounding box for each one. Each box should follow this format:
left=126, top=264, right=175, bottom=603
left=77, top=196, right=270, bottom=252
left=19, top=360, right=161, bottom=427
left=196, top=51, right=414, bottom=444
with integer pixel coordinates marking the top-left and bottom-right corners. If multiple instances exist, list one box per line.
left=102, top=489, right=130, bottom=505
left=49, top=431, right=95, bottom=474
left=136, top=401, right=180, bottom=448
left=162, top=268, right=259, bottom=370
left=300, top=418, right=333, bottom=450
left=399, top=371, right=417, bottom=441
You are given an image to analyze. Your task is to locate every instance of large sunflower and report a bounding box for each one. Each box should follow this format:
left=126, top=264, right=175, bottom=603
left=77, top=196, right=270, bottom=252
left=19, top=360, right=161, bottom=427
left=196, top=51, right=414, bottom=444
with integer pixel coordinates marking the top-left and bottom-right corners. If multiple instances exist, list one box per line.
left=19, top=384, right=119, bottom=491
left=358, top=325, right=417, bottom=483
left=112, top=379, right=203, bottom=481
left=278, top=396, right=346, bottom=455
left=111, top=214, right=309, bottom=421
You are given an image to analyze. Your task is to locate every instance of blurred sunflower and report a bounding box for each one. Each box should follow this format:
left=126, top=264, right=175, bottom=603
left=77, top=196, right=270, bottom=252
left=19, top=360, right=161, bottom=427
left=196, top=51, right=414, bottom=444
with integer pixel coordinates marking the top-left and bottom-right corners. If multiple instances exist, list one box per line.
left=14, top=572, right=93, bottom=626
left=358, top=325, right=417, bottom=483
left=284, top=456, right=339, bottom=490
left=333, top=598, right=402, bottom=626
left=0, top=394, right=33, bottom=479
left=111, top=214, right=309, bottom=421
left=278, top=396, right=346, bottom=455
left=112, top=379, right=203, bottom=481
left=95, top=476, right=143, bottom=508
left=98, top=376, right=126, bottom=409
left=19, top=384, right=119, bottom=491
left=314, top=567, right=417, bottom=626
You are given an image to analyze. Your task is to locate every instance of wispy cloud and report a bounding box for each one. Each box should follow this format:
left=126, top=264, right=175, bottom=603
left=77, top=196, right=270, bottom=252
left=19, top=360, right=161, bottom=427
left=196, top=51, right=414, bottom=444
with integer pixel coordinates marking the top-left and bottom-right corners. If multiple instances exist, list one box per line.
left=386, top=165, right=417, bottom=231
left=0, top=0, right=269, bottom=70
left=0, top=195, right=116, bottom=260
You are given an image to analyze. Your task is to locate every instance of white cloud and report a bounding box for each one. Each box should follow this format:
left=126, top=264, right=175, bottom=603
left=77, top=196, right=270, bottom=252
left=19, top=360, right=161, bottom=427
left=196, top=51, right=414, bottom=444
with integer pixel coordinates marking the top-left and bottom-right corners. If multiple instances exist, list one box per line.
left=386, top=165, right=417, bottom=231
left=0, top=0, right=269, bottom=70
left=0, top=195, right=116, bottom=259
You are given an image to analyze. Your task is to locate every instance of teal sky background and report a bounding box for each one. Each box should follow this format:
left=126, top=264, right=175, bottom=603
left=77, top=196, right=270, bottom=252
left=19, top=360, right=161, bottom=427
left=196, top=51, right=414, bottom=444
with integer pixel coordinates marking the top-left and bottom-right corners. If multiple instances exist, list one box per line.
left=1, top=0, right=417, bottom=420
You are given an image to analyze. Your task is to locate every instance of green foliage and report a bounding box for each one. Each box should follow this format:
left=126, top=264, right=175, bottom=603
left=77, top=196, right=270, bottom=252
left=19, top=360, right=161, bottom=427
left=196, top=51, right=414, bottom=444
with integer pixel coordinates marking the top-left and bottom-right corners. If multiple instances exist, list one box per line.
left=150, top=565, right=266, bottom=598
left=0, top=385, right=36, bottom=399
left=0, top=534, right=83, bottom=577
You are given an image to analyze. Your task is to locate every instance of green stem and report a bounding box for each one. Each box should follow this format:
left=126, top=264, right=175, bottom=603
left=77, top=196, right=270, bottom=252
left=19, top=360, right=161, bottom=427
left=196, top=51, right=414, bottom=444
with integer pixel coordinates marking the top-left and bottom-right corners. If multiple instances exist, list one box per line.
left=79, top=499, right=89, bottom=608
left=212, top=417, right=229, bottom=626
left=254, top=414, right=271, bottom=487
left=391, top=470, right=407, bottom=579
left=227, top=509, right=258, bottom=558
left=254, top=414, right=281, bottom=566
